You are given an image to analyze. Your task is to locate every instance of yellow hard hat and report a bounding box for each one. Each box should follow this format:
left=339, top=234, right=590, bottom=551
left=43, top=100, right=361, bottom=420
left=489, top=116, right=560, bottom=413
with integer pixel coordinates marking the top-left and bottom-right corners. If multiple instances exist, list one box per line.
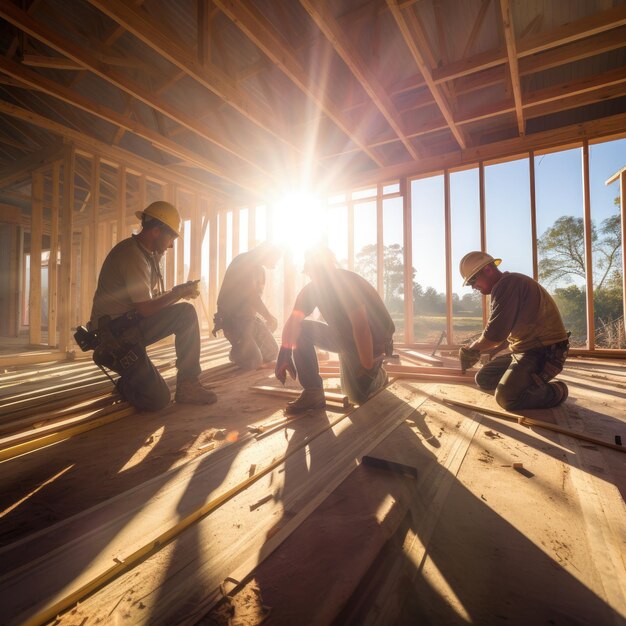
left=135, top=201, right=181, bottom=237
left=459, top=251, right=501, bottom=286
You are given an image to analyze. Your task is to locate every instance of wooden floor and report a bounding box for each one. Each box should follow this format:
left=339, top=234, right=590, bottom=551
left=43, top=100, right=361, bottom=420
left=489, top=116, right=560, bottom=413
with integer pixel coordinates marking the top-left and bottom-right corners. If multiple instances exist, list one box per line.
left=0, top=338, right=624, bottom=626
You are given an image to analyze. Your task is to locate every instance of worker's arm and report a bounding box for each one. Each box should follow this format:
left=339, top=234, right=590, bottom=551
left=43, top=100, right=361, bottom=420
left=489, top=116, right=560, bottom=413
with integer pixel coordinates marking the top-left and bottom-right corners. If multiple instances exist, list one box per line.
left=133, top=281, right=198, bottom=318
left=250, top=291, right=278, bottom=332
left=348, top=304, right=374, bottom=370
left=469, top=335, right=506, bottom=354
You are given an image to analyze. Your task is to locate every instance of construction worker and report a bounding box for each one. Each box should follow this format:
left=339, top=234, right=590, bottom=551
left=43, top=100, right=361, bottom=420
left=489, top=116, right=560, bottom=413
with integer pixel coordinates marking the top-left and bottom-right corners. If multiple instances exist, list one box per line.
left=213, top=242, right=282, bottom=370
left=459, top=251, right=570, bottom=410
left=275, top=246, right=395, bottom=413
left=89, top=201, right=217, bottom=411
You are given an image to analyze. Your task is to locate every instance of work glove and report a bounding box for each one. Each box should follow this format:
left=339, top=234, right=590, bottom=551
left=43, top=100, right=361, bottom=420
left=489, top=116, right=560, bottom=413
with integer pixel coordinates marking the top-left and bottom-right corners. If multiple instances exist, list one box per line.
left=459, top=346, right=480, bottom=373
left=275, top=346, right=296, bottom=385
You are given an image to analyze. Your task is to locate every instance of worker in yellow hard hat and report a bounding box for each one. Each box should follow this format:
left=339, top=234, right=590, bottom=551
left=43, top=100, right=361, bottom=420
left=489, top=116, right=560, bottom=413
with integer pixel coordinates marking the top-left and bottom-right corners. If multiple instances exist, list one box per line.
left=458, top=251, right=569, bottom=410
left=88, top=201, right=217, bottom=410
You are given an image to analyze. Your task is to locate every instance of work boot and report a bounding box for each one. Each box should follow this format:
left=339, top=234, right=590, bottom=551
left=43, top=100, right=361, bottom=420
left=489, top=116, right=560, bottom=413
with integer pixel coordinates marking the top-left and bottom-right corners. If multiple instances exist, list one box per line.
left=285, top=388, right=326, bottom=414
left=175, top=378, right=217, bottom=405
left=548, top=380, right=568, bottom=407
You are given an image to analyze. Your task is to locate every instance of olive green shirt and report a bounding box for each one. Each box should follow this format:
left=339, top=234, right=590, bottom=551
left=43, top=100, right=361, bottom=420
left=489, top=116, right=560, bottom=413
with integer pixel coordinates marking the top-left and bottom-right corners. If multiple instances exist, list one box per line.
left=483, top=272, right=567, bottom=352
left=90, top=236, right=161, bottom=325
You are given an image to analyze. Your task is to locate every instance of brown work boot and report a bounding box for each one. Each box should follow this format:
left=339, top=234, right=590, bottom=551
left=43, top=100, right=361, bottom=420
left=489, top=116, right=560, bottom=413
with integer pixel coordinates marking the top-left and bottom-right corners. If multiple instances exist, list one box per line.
left=285, top=388, right=326, bottom=414
left=175, top=378, right=217, bottom=405
left=548, top=380, right=568, bottom=407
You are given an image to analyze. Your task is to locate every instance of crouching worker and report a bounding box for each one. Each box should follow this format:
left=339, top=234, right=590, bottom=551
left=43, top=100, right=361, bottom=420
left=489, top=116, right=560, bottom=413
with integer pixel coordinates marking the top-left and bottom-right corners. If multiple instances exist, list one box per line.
left=89, top=201, right=217, bottom=411
left=459, top=251, right=569, bottom=411
left=213, top=242, right=281, bottom=370
left=275, top=246, right=395, bottom=414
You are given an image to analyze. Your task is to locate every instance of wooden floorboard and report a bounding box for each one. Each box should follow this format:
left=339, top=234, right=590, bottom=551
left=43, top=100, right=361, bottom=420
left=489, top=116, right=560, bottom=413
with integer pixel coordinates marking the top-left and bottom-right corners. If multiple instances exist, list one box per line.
left=0, top=349, right=624, bottom=625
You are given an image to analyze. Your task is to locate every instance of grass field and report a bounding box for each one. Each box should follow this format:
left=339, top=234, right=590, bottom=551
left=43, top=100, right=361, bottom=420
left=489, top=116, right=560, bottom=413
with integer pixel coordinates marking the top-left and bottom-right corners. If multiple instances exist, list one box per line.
left=391, top=315, right=484, bottom=344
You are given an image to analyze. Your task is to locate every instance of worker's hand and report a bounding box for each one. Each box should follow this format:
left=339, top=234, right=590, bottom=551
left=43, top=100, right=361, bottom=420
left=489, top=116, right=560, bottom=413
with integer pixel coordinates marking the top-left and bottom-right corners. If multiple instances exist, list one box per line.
left=265, top=314, right=278, bottom=333
left=275, top=346, right=296, bottom=385
left=459, top=346, right=480, bottom=372
left=173, top=280, right=200, bottom=300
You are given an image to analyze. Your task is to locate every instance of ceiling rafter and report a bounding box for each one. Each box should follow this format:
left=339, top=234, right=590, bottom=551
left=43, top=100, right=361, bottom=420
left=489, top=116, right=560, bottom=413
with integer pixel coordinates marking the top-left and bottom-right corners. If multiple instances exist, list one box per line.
left=499, top=0, right=524, bottom=135
left=0, top=56, right=266, bottom=194
left=0, top=1, right=278, bottom=183
left=85, top=0, right=302, bottom=157
left=214, top=0, right=387, bottom=167
left=299, top=0, right=421, bottom=161
left=385, top=0, right=466, bottom=149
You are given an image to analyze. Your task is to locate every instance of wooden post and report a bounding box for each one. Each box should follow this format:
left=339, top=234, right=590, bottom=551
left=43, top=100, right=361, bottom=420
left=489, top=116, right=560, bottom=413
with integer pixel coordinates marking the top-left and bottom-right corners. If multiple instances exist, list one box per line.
left=29, top=170, right=43, bottom=345
left=444, top=170, right=453, bottom=344
left=376, top=183, right=384, bottom=298
left=232, top=206, right=240, bottom=258
left=209, top=205, right=218, bottom=323
left=164, top=183, right=175, bottom=290
left=529, top=151, right=538, bottom=280
left=116, top=165, right=126, bottom=244
left=48, top=162, right=60, bottom=347
left=58, top=145, right=75, bottom=352
left=248, top=205, right=256, bottom=249
left=479, top=161, right=488, bottom=327
left=218, top=209, right=227, bottom=285
left=621, top=170, right=626, bottom=337
left=401, top=177, right=413, bottom=344
left=347, top=200, right=354, bottom=270
left=89, top=156, right=100, bottom=315
left=80, top=225, right=91, bottom=323
left=582, top=141, right=595, bottom=350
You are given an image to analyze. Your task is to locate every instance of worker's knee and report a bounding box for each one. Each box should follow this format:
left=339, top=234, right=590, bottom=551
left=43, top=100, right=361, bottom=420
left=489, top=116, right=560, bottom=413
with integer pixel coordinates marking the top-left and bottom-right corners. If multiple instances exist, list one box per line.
left=118, top=377, right=171, bottom=411
left=494, top=384, right=520, bottom=411
left=475, top=368, right=498, bottom=390
left=176, top=301, right=198, bottom=323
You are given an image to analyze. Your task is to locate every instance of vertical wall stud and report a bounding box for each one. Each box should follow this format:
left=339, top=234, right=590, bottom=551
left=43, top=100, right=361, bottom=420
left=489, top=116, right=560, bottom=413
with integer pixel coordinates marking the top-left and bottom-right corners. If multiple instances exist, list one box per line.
left=29, top=170, right=43, bottom=345
left=529, top=151, right=538, bottom=280
left=444, top=170, right=453, bottom=343
left=48, top=162, right=60, bottom=347
left=401, top=177, right=414, bottom=345
left=582, top=142, right=595, bottom=350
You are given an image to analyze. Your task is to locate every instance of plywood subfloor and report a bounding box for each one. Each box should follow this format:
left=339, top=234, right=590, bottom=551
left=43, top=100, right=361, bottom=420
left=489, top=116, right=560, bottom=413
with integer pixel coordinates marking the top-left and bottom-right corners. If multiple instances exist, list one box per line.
left=0, top=351, right=624, bottom=625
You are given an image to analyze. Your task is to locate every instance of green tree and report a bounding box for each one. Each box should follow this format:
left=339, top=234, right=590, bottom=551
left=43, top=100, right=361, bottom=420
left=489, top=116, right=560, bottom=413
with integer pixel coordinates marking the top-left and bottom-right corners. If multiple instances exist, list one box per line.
left=538, top=206, right=622, bottom=289
left=354, top=243, right=414, bottom=313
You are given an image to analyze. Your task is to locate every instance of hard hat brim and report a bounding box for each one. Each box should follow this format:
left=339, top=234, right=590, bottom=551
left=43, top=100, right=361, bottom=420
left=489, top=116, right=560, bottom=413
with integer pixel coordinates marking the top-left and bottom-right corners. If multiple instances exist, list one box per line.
left=135, top=210, right=181, bottom=237
left=462, top=257, right=501, bottom=286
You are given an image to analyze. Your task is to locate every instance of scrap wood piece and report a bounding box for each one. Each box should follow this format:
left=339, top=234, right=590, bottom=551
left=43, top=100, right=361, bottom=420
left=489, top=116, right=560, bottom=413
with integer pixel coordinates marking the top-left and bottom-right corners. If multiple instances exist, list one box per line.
left=442, top=397, right=626, bottom=453
left=319, top=366, right=473, bottom=384
left=400, top=349, right=444, bottom=366
left=250, top=385, right=350, bottom=407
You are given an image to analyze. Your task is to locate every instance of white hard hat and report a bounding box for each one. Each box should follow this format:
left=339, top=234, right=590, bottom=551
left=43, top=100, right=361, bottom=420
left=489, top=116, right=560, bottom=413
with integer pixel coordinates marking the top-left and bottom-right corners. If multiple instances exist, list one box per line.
left=135, top=201, right=181, bottom=237
left=459, top=251, right=501, bottom=286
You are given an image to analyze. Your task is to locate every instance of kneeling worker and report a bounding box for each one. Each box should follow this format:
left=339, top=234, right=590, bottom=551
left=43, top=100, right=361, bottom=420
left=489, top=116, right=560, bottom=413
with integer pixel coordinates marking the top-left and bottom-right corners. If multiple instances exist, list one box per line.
left=275, top=246, right=395, bottom=413
left=213, top=242, right=282, bottom=370
left=89, top=201, right=217, bottom=411
left=459, top=251, right=569, bottom=410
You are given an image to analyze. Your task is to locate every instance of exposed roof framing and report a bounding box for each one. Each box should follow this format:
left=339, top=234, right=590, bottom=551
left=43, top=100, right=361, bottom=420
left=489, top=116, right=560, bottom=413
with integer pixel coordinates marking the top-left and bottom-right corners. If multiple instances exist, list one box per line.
left=0, top=0, right=623, bottom=201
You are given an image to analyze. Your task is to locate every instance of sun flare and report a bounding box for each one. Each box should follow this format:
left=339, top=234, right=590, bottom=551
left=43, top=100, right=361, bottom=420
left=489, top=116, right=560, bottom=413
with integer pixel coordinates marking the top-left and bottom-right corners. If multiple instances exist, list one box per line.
left=271, top=190, right=326, bottom=265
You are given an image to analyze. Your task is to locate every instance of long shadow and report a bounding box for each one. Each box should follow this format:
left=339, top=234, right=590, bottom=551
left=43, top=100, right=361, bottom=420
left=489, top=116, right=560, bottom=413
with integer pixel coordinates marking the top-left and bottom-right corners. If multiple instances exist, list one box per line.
left=0, top=366, right=276, bottom=624
left=224, top=386, right=622, bottom=625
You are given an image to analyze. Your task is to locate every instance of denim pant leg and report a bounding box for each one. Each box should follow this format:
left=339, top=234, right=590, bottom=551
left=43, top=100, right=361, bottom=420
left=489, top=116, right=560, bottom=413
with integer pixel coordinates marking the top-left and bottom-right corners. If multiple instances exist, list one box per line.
left=116, top=346, right=171, bottom=411
left=253, top=317, right=278, bottom=363
left=475, top=354, right=512, bottom=390
left=338, top=347, right=387, bottom=405
left=294, top=320, right=342, bottom=390
left=140, top=302, right=201, bottom=382
left=479, top=350, right=561, bottom=411
left=227, top=317, right=263, bottom=370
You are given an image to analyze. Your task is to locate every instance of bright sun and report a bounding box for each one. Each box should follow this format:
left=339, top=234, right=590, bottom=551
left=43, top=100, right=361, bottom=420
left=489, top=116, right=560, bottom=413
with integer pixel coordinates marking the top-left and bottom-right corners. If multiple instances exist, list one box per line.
left=271, top=190, right=326, bottom=264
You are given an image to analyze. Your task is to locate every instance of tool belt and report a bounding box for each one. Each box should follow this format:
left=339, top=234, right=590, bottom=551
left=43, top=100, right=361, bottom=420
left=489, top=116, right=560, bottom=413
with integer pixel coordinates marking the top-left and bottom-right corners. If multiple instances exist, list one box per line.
left=538, top=336, right=570, bottom=383
left=75, top=312, right=144, bottom=374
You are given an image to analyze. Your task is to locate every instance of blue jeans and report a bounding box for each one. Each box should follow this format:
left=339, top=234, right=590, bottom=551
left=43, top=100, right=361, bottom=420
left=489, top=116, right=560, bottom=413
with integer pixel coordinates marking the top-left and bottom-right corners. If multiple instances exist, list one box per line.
left=294, top=320, right=388, bottom=404
left=475, top=349, right=564, bottom=410
left=115, top=302, right=201, bottom=411
left=225, top=316, right=278, bottom=370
